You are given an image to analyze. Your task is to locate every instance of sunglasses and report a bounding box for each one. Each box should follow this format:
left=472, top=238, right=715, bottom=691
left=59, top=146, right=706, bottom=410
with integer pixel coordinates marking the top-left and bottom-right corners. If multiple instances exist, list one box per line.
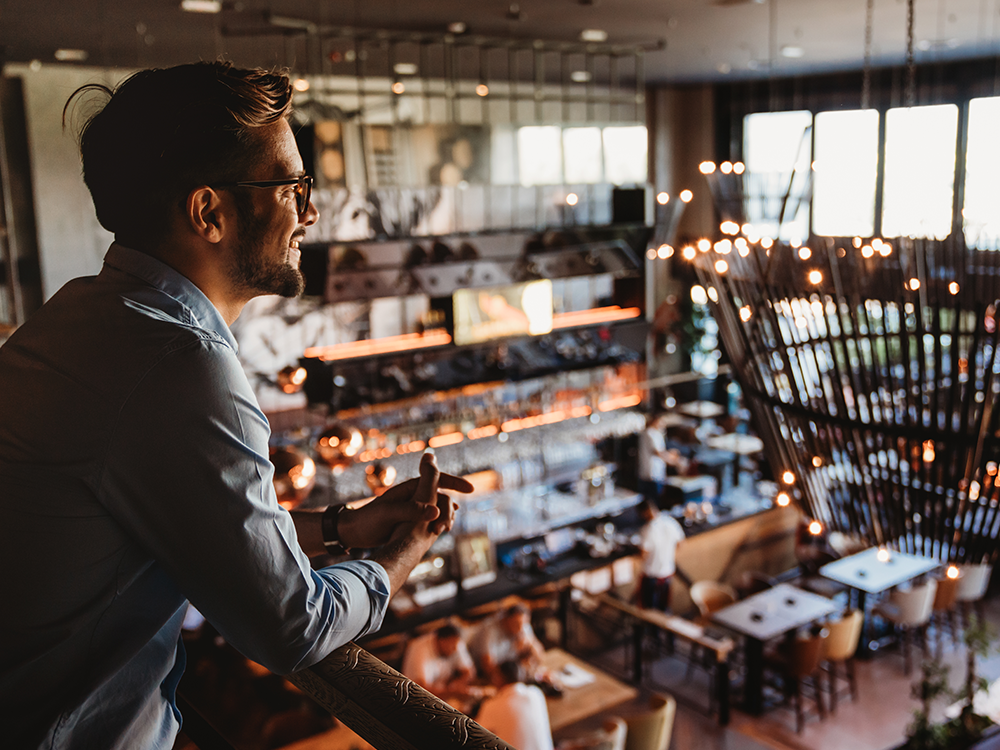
left=213, top=175, right=314, bottom=216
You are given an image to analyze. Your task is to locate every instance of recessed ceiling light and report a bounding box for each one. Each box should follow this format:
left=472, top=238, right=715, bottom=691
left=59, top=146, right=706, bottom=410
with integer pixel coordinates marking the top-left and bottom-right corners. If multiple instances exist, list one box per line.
left=447, top=21, right=467, bottom=34
left=570, top=70, right=592, bottom=83
left=580, top=29, right=608, bottom=42
left=780, top=45, right=805, bottom=58
left=393, top=62, right=418, bottom=75
left=54, top=49, right=88, bottom=62
left=180, top=0, right=222, bottom=13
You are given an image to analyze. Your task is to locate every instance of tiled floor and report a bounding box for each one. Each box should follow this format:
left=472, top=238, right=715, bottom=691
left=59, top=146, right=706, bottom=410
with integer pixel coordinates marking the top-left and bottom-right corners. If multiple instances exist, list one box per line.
left=576, top=595, right=1000, bottom=750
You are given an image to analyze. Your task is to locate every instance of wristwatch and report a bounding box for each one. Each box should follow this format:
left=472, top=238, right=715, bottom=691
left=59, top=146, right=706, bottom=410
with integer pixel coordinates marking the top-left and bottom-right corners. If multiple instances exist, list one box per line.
left=321, top=504, right=351, bottom=555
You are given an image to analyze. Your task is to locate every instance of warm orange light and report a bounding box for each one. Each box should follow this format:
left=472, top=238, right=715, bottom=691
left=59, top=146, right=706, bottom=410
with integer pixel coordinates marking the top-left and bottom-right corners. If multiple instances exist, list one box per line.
left=597, top=394, right=642, bottom=412
left=304, top=331, right=451, bottom=361
left=391, top=81, right=405, bottom=94
left=396, top=440, right=426, bottom=455
left=467, top=424, right=499, bottom=440
left=782, top=470, right=795, bottom=484
left=808, top=520, right=823, bottom=536
left=476, top=83, right=489, bottom=96
left=551, top=306, right=641, bottom=329
left=776, top=491, right=791, bottom=507
left=877, top=547, right=890, bottom=563
left=429, top=431, right=464, bottom=448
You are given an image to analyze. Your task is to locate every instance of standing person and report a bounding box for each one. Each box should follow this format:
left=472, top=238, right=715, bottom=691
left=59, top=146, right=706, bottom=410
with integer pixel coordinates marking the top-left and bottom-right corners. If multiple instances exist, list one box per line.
left=0, top=61, right=473, bottom=750
left=401, top=623, right=477, bottom=703
left=476, top=661, right=554, bottom=750
left=637, top=500, right=687, bottom=612
left=637, top=413, right=689, bottom=503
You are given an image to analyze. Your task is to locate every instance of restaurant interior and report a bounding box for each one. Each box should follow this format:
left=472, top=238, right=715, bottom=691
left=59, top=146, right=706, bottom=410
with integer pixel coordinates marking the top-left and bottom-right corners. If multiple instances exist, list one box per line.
left=3, top=1, right=1000, bottom=749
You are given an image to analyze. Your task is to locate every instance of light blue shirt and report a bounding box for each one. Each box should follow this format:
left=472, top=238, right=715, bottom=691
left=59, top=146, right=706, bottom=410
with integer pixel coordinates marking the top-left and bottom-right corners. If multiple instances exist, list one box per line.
left=0, top=244, right=390, bottom=750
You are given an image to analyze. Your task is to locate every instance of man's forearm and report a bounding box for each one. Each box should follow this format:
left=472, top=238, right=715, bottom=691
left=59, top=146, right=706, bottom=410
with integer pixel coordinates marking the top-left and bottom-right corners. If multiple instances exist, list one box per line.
left=369, top=530, right=436, bottom=595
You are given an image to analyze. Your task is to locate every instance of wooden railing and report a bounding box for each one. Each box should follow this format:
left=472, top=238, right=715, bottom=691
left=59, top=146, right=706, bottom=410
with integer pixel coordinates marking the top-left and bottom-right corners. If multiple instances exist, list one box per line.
left=286, top=641, right=516, bottom=750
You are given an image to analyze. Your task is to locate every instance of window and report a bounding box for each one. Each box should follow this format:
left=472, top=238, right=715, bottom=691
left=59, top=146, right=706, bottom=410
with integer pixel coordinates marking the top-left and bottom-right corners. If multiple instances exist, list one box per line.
left=964, top=96, right=1000, bottom=250
left=881, top=104, right=958, bottom=239
left=517, top=126, right=563, bottom=186
left=562, top=127, right=604, bottom=184
left=602, top=126, right=648, bottom=185
left=743, top=110, right=812, bottom=241
left=813, top=109, right=879, bottom=238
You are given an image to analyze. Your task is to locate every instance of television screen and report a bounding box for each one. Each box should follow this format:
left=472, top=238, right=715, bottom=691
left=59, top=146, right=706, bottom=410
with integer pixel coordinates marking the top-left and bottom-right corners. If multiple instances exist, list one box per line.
left=454, top=533, right=497, bottom=589
left=452, top=280, right=553, bottom=346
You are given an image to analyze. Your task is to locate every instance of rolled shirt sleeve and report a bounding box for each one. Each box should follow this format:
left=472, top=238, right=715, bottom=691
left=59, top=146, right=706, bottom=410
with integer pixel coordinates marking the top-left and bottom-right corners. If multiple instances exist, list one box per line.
left=99, top=333, right=389, bottom=674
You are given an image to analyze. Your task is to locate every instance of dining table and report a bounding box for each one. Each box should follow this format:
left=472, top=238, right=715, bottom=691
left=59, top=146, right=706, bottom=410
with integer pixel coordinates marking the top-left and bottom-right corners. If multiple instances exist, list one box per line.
left=819, top=546, right=940, bottom=654
left=541, top=648, right=639, bottom=731
left=710, top=583, right=838, bottom=715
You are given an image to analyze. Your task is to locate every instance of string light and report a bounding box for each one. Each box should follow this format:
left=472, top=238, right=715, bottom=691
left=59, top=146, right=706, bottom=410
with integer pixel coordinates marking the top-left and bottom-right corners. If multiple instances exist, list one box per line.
left=679, top=190, right=693, bottom=203
left=657, top=192, right=670, bottom=205
left=776, top=491, right=791, bottom=507
left=699, top=161, right=716, bottom=174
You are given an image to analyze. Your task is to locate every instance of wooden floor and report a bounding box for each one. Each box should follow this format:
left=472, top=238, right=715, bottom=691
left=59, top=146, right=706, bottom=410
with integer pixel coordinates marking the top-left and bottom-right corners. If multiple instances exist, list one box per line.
left=577, top=594, right=1000, bottom=750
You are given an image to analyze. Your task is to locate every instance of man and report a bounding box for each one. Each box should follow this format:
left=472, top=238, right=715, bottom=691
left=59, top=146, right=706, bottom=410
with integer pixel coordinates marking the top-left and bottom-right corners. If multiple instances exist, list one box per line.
left=401, top=623, right=476, bottom=702
left=469, top=603, right=545, bottom=682
left=475, top=660, right=554, bottom=750
left=637, top=412, right=689, bottom=502
left=0, top=62, right=472, bottom=750
left=637, top=499, right=686, bottom=612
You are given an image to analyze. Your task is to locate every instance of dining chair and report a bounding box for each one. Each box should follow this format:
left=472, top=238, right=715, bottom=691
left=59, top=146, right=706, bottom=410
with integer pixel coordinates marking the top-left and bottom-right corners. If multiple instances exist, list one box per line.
left=624, top=694, right=676, bottom=750
left=931, top=573, right=961, bottom=658
left=955, top=563, right=992, bottom=628
left=687, top=581, right=738, bottom=680
left=556, top=717, right=627, bottom=750
left=821, top=609, right=863, bottom=713
left=875, top=579, right=937, bottom=674
left=766, top=629, right=829, bottom=733
left=690, top=581, right=738, bottom=621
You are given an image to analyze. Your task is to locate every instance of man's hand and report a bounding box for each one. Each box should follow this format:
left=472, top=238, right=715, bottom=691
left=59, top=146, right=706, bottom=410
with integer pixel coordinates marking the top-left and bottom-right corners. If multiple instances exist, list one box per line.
left=369, top=452, right=468, bottom=595
left=337, top=452, right=473, bottom=549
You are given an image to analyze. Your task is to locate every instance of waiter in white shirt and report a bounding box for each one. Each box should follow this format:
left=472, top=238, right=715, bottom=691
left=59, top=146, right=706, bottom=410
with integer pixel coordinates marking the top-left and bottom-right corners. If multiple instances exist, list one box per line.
left=637, top=499, right=686, bottom=611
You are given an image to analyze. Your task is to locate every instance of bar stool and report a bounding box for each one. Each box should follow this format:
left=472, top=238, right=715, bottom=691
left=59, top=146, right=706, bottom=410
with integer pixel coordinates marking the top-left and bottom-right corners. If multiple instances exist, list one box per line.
left=931, top=572, right=961, bottom=658
left=821, top=609, right=863, bottom=713
left=765, top=629, right=830, bottom=733
left=955, top=563, right=992, bottom=629
left=875, top=579, right=937, bottom=674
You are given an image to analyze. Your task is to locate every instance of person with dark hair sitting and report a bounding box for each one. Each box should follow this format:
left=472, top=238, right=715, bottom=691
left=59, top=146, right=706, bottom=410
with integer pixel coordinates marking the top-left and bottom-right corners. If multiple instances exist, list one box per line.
left=476, top=660, right=554, bottom=750
left=401, top=623, right=476, bottom=702
left=469, top=602, right=546, bottom=682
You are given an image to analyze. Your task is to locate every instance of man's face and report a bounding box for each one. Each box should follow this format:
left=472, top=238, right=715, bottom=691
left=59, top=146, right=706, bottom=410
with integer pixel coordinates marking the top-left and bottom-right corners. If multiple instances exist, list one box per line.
left=436, top=635, right=460, bottom=658
left=501, top=612, right=527, bottom=637
left=229, top=119, right=318, bottom=299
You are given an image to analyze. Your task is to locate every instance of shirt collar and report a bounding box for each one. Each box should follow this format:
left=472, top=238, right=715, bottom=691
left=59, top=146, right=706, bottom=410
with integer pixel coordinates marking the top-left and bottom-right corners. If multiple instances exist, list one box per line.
left=102, top=243, right=239, bottom=352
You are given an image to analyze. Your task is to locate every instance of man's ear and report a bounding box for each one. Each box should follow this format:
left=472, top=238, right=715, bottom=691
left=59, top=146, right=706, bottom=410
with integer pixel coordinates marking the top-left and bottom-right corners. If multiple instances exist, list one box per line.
left=186, top=186, right=227, bottom=243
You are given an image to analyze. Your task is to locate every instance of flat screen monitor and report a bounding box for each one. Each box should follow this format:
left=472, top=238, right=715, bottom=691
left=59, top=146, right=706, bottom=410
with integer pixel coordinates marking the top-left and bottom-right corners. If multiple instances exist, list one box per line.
left=452, top=279, right=553, bottom=346
left=454, top=533, right=497, bottom=589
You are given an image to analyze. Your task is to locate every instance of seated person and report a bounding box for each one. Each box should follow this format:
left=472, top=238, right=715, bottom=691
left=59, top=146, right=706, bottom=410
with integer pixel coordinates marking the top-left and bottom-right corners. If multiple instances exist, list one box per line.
left=401, top=623, right=476, bottom=702
left=476, top=660, right=554, bottom=750
left=469, top=603, right=545, bottom=683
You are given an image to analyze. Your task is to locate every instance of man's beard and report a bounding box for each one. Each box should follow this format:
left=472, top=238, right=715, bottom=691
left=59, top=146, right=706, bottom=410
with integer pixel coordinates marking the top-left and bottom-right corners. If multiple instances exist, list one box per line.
left=231, top=197, right=305, bottom=298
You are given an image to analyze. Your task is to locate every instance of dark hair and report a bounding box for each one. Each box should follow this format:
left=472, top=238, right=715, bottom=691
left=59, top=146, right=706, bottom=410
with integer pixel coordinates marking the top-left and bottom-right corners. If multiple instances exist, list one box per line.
left=501, top=603, right=529, bottom=620
left=497, top=660, right=524, bottom=685
left=435, top=624, right=461, bottom=641
left=65, top=61, right=293, bottom=246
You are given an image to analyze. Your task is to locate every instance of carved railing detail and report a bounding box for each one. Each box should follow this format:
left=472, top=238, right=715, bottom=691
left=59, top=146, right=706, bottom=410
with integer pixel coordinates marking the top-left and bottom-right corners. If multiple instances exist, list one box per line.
left=287, top=642, right=516, bottom=750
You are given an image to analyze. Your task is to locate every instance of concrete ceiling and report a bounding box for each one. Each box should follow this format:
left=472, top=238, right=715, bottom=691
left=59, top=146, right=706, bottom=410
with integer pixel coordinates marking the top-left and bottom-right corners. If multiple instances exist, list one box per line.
left=1, top=0, right=998, bottom=83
